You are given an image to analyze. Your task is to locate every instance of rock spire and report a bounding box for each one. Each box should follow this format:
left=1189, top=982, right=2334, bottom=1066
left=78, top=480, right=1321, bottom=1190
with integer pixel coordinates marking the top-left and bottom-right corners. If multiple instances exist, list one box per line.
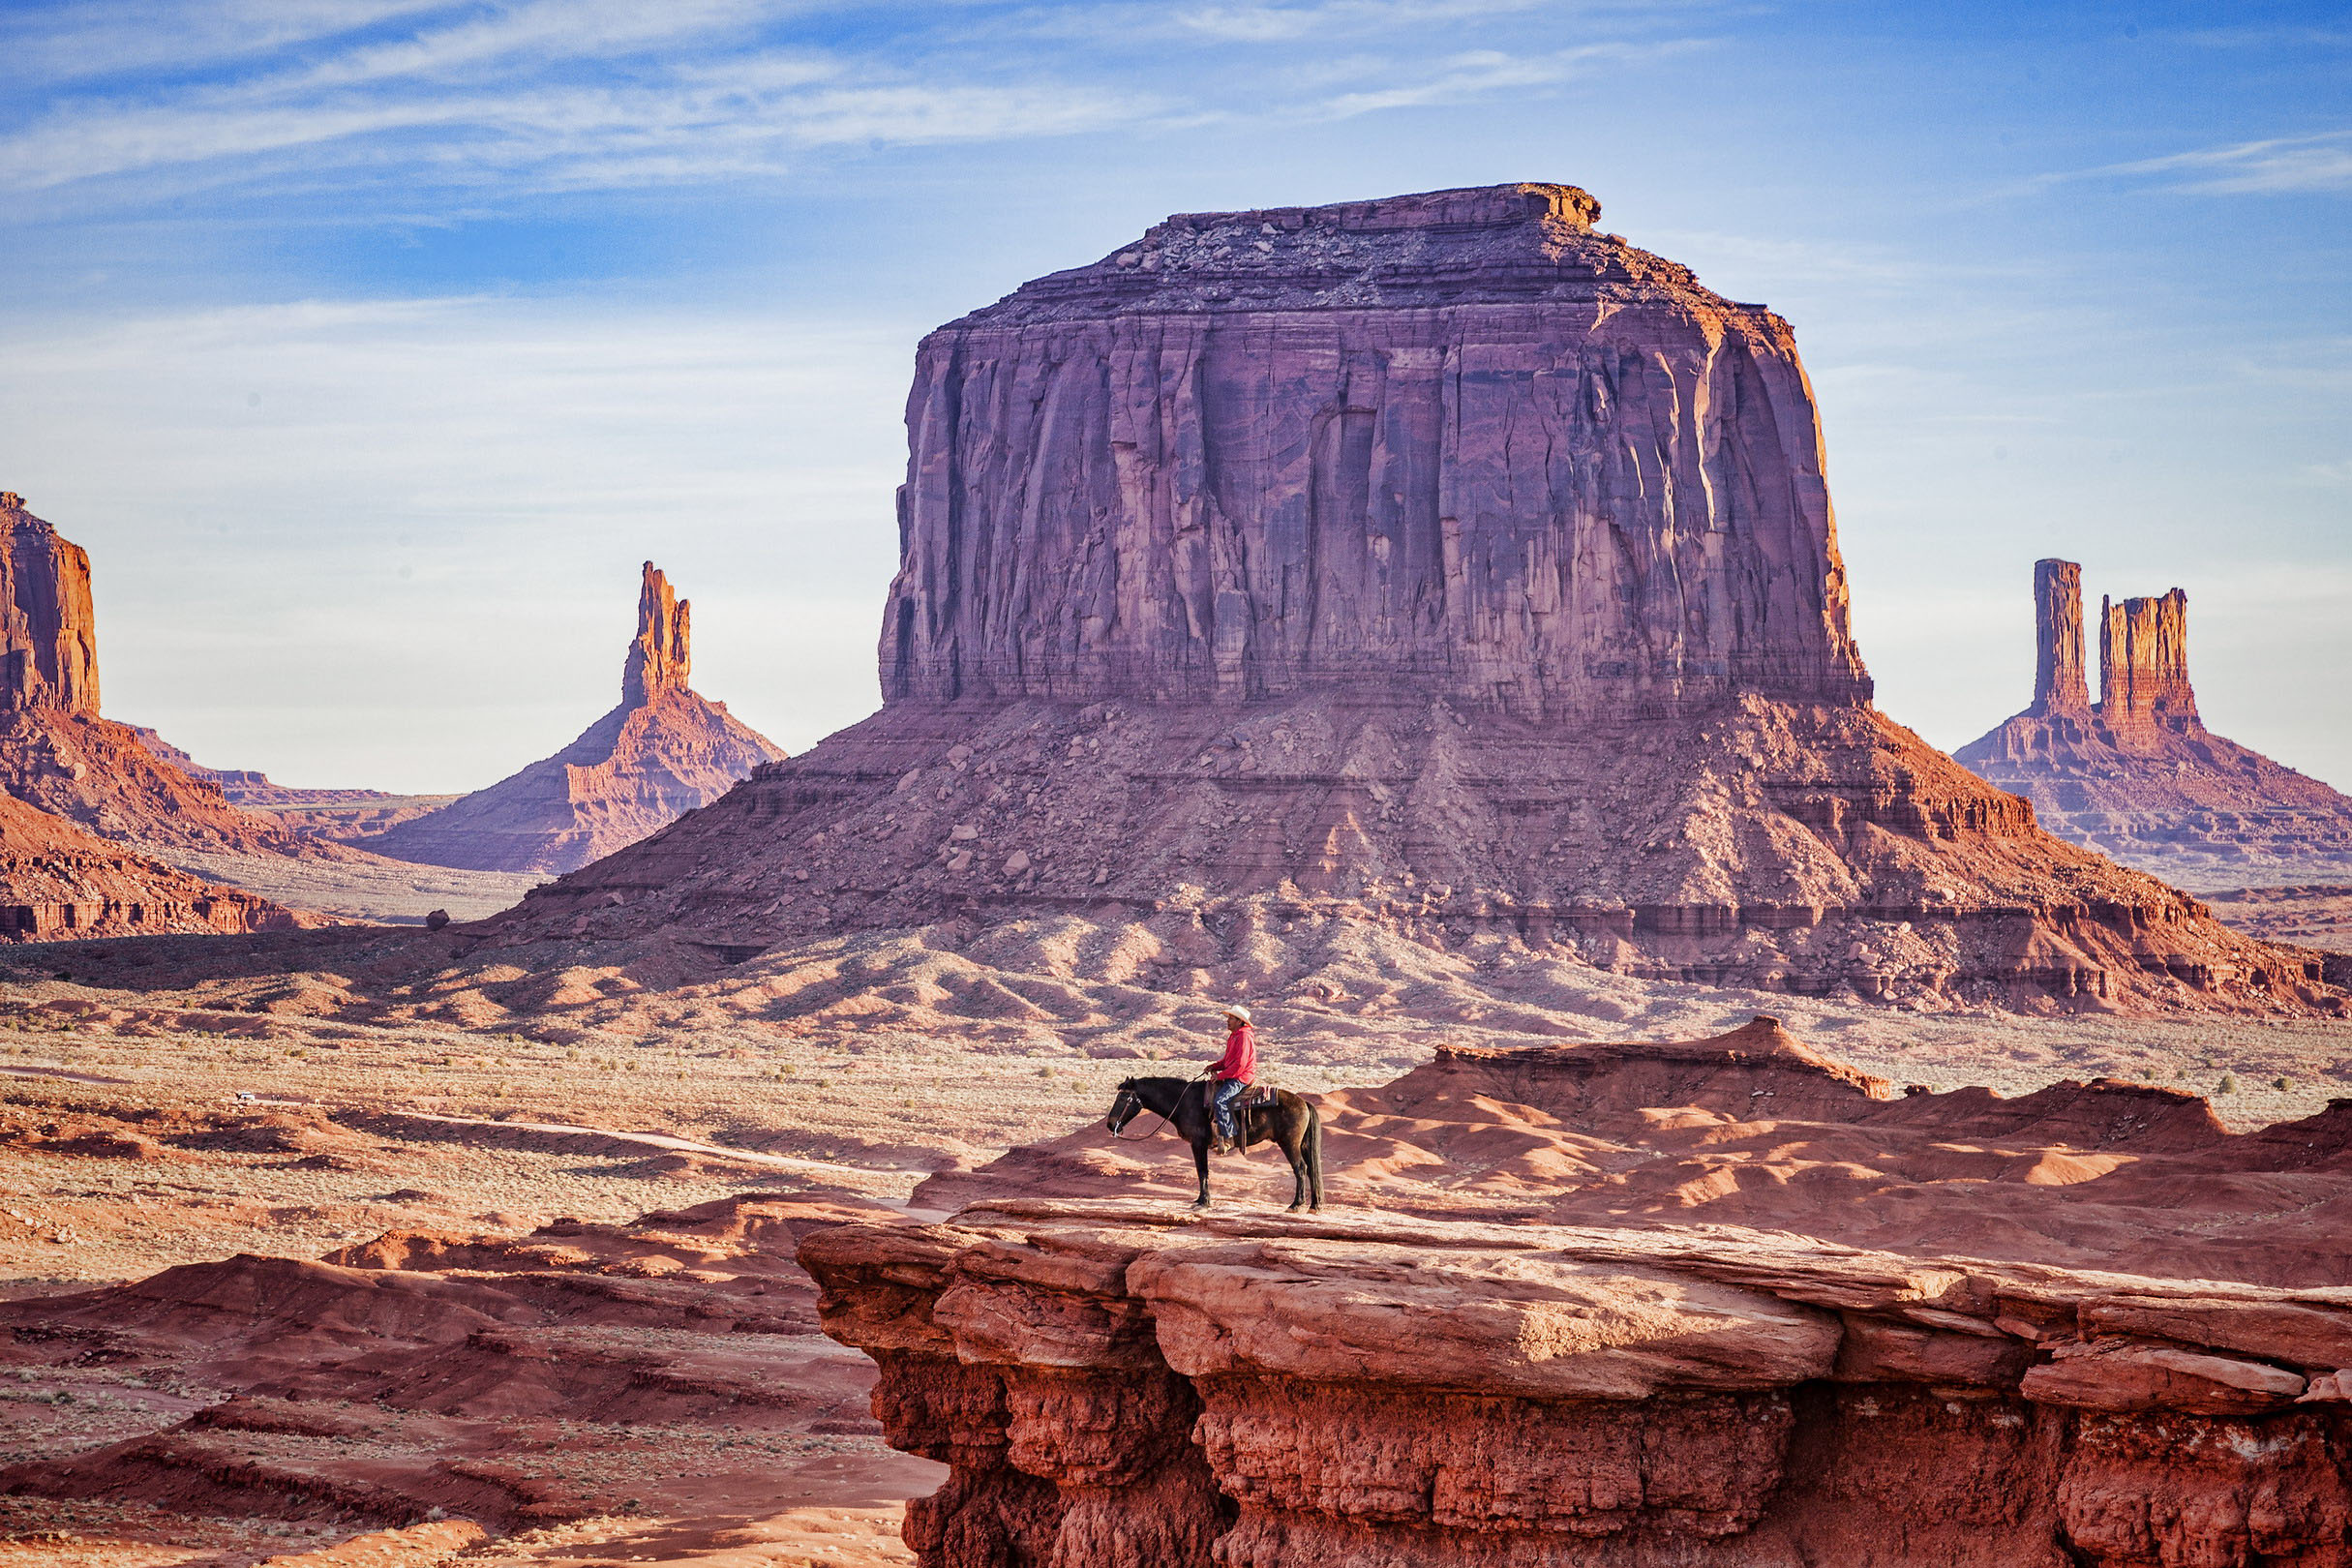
left=366, top=564, right=783, bottom=875
left=1959, top=562, right=2352, bottom=888
left=2030, top=558, right=2089, bottom=715
left=0, top=492, right=101, bottom=716
left=490, top=186, right=2332, bottom=1013
left=2097, top=588, right=2198, bottom=739
left=621, top=562, right=690, bottom=706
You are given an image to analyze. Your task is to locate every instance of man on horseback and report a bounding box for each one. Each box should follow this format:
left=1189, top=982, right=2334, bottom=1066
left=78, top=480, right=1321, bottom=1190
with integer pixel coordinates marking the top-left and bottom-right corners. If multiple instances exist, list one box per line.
left=1207, top=1005, right=1255, bottom=1155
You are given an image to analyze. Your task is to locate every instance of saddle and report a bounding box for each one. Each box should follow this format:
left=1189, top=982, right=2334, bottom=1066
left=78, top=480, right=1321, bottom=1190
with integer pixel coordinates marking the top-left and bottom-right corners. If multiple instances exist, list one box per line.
left=1204, top=1080, right=1280, bottom=1111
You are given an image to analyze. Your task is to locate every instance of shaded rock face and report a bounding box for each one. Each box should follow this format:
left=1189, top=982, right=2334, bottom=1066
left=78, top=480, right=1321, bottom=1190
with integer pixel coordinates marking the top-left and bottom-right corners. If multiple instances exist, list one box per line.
left=885, top=183, right=1868, bottom=714
left=367, top=563, right=785, bottom=875
left=490, top=187, right=2335, bottom=1014
left=802, top=1194, right=2352, bottom=1568
left=1959, top=561, right=2352, bottom=890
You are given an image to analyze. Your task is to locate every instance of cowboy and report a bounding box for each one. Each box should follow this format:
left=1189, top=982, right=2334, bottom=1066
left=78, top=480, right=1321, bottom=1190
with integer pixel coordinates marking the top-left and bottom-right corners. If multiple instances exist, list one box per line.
left=1206, top=1005, right=1255, bottom=1154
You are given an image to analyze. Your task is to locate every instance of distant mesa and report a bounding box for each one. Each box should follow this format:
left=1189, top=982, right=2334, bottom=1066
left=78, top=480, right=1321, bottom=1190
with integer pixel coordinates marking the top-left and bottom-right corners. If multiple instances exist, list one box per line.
left=490, top=185, right=2333, bottom=1014
left=1957, top=559, right=2352, bottom=890
left=364, top=563, right=785, bottom=875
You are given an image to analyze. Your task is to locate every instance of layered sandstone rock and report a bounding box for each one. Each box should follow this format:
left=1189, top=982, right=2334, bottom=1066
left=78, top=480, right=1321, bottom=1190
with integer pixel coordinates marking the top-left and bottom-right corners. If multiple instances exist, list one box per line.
left=1959, top=562, right=2352, bottom=888
left=0, top=789, right=307, bottom=938
left=489, top=186, right=2332, bottom=1013
left=802, top=1197, right=2352, bottom=1568
left=367, top=564, right=784, bottom=874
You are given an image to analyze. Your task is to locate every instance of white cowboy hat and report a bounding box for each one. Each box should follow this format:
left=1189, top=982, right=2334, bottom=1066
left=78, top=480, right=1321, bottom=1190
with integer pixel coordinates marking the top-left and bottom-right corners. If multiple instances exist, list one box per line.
left=1223, top=1004, right=1252, bottom=1023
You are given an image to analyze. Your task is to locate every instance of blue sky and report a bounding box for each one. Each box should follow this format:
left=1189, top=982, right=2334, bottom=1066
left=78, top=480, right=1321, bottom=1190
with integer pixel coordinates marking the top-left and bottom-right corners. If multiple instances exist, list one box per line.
left=0, top=0, right=2345, bottom=795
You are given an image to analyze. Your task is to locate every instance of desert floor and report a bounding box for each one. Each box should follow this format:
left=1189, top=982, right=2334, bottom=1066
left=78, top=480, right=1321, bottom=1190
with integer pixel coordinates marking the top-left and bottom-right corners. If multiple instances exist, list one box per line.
left=2, top=902, right=2348, bottom=1567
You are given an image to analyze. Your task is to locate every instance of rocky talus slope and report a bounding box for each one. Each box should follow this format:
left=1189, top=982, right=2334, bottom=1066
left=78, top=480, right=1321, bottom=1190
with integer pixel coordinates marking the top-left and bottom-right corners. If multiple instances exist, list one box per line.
left=1959, top=559, right=2352, bottom=889
left=488, top=186, right=2332, bottom=1015
left=369, top=563, right=784, bottom=874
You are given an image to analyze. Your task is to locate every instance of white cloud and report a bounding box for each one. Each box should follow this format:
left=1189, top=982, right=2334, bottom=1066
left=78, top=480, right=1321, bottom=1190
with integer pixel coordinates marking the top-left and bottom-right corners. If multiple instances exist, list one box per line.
left=2066, top=131, right=2352, bottom=196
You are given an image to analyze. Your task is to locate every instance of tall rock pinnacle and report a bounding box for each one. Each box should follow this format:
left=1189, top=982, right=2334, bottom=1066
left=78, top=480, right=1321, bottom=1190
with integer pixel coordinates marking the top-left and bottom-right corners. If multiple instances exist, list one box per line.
left=2097, top=588, right=2198, bottom=739
left=1960, top=567, right=2352, bottom=888
left=621, top=562, right=690, bottom=706
left=368, top=563, right=783, bottom=874
left=0, top=492, right=101, bottom=715
left=496, top=185, right=2329, bottom=1013
left=2029, top=558, right=2089, bottom=715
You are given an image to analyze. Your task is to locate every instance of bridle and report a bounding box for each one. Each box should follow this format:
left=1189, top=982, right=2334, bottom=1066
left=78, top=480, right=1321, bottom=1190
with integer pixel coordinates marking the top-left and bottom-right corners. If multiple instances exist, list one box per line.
left=1106, top=1086, right=1168, bottom=1142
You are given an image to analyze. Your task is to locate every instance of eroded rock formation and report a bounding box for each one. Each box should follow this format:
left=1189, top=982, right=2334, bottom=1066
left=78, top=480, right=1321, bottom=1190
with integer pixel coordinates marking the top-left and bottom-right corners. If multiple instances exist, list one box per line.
left=884, top=182, right=1866, bottom=714
left=0, top=790, right=306, bottom=938
left=802, top=1192, right=2352, bottom=1568
left=367, top=564, right=785, bottom=874
left=1960, top=562, right=2352, bottom=888
left=490, top=186, right=2333, bottom=1013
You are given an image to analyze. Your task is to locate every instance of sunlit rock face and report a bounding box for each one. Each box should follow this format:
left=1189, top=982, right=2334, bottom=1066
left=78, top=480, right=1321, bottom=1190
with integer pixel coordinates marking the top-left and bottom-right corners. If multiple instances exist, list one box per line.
left=0, top=491, right=100, bottom=716
left=883, top=183, right=1871, bottom=715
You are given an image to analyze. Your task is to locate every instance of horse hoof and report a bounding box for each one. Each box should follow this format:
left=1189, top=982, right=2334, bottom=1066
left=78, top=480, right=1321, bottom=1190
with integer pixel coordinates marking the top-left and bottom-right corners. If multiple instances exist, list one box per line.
left=1191, top=1199, right=1211, bottom=1211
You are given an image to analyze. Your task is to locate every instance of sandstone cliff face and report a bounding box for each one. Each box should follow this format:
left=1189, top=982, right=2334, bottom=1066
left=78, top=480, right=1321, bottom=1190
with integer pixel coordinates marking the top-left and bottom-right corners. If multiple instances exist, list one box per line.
left=1959, top=563, right=2352, bottom=889
left=0, top=492, right=100, bottom=716
left=484, top=187, right=2335, bottom=1014
left=802, top=1196, right=2352, bottom=1568
left=367, top=564, right=785, bottom=875
left=885, top=183, right=1867, bottom=714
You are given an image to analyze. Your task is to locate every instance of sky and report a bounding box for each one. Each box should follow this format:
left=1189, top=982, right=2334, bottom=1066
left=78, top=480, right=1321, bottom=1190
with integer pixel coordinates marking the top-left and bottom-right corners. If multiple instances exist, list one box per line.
left=0, top=0, right=2345, bottom=795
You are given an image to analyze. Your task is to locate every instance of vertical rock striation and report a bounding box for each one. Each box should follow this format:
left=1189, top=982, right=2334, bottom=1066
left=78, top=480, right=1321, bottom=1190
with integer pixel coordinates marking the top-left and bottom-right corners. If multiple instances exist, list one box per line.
left=367, top=564, right=785, bottom=875
left=1960, top=564, right=2352, bottom=889
left=493, top=186, right=2334, bottom=1013
left=2097, top=589, right=2198, bottom=741
left=883, top=183, right=1868, bottom=715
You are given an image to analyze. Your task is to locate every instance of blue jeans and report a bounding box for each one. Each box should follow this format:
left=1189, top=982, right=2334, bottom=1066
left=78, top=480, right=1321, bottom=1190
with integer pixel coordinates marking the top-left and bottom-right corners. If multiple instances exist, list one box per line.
left=1210, top=1078, right=1249, bottom=1142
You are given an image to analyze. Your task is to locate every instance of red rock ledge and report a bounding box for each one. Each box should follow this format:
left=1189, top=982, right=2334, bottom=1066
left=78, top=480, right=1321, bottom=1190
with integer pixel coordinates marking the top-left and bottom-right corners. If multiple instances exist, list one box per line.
left=799, top=1198, right=2352, bottom=1568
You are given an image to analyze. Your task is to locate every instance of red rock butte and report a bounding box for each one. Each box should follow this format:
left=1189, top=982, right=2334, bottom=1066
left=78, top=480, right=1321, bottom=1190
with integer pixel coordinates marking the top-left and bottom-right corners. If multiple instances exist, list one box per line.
left=1958, top=559, right=2352, bottom=889
left=495, top=186, right=2334, bottom=1014
left=367, top=563, right=785, bottom=875
left=0, top=492, right=314, bottom=935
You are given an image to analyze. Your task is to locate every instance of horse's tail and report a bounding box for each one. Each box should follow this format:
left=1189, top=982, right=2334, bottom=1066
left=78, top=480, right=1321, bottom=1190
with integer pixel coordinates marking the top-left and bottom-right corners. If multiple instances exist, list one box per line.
left=1305, top=1099, right=1325, bottom=1209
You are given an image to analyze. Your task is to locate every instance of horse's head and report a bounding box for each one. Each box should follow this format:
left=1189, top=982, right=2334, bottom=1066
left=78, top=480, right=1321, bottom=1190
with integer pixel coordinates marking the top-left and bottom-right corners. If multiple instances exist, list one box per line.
left=1106, top=1078, right=1143, bottom=1133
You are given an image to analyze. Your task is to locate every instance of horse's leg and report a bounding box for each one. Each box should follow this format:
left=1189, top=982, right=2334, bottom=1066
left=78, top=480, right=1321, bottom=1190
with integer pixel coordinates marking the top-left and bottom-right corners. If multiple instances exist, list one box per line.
left=1282, top=1115, right=1309, bottom=1211
left=1191, top=1134, right=1212, bottom=1209
left=1307, top=1105, right=1324, bottom=1211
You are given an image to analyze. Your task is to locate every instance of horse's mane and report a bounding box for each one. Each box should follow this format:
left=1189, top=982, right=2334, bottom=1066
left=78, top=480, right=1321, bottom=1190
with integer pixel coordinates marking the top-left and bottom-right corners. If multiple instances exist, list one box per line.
left=1117, top=1075, right=1196, bottom=1093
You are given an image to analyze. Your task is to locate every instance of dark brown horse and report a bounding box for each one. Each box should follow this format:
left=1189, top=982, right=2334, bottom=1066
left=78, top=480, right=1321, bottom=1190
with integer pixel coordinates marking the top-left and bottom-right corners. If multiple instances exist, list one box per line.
left=1105, top=1076, right=1324, bottom=1211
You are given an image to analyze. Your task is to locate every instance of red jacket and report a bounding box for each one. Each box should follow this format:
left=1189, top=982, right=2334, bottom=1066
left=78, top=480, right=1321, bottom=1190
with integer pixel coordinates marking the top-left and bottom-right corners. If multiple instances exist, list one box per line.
left=1215, top=1025, right=1256, bottom=1084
